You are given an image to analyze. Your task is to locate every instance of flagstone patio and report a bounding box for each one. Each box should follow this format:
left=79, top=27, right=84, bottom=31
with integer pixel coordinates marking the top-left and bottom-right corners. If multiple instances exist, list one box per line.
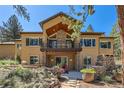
left=61, top=71, right=82, bottom=80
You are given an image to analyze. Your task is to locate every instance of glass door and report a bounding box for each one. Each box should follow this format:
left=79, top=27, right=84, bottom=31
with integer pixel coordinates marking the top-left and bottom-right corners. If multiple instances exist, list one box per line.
left=56, top=56, right=68, bottom=66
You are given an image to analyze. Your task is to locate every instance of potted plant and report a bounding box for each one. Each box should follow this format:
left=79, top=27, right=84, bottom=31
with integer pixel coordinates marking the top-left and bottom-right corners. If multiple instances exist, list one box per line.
left=80, top=68, right=96, bottom=82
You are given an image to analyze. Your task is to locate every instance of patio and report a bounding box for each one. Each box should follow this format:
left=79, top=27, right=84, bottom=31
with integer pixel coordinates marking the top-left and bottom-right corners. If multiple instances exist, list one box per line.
left=61, top=71, right=82, bottom=80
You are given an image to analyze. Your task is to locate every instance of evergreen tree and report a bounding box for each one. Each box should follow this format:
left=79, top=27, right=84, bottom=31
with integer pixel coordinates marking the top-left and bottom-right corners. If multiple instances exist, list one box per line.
left=86, top=24, right=94, bottom=32
left=0, top=15, right=23, bottom=42
left=110, top=23, right=121, bottom=60
left=13, top=5, right=30, bottom=21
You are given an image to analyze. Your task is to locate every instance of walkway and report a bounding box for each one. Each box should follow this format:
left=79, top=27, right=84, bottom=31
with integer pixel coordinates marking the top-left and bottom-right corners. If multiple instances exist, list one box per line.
left=61, top=71, right=82, bottom=80
left=61, top=71, right=82, bottom=88
left=61, top=71, right=123, bottom=88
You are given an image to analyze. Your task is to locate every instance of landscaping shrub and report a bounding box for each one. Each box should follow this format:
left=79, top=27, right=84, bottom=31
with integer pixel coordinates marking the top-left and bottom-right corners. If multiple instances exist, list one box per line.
left=0, top=60, right=19, bottom=66
left=101, top=75, right=114, bottom=84
left=7, top=66, right=33, bottom=82
left=16, top=56, right=21, bottom=64
left=0, top=67, right=61, bottom=88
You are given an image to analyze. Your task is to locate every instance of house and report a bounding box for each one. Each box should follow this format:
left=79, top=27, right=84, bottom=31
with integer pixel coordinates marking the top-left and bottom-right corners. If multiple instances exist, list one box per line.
left=0, top=12, right=114, bottom=70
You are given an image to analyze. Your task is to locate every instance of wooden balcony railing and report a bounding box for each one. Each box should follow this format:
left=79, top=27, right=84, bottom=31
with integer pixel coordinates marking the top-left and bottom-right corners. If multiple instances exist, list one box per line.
left=40, top=43, right=82, bottom=52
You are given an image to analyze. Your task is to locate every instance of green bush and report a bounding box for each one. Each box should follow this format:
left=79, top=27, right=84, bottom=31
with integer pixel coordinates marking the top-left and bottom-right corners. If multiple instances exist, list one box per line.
left=0, top=60, right=19, bottom=66
left=80, top=68, right=96, bottom=74
left=7, top=66, right=33, bottom=82
left=101, top=75, right=114, bottom=83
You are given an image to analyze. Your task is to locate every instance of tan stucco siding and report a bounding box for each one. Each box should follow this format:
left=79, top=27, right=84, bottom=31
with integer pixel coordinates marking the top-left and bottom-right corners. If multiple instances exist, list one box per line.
left=79, top=35, right=100, bottom=67
left=99, top=38, right=114, bottom=55
left=20, top=33, right=44, bottom=64
left=21, top=46, right=43, bottom=64
left=0, top=44, right=15, bottom=59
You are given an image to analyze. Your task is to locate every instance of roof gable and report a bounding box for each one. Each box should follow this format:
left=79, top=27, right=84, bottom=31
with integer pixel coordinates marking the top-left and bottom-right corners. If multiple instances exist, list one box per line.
left=39, top=12, right=77, bottom=29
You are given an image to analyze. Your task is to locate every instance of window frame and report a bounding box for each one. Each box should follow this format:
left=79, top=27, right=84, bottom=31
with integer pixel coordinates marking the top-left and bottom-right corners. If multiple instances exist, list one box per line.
left=28, top=37, right=39, bottom=46
left=100, top=41, right=111, bottom=49
left=80, top=38, right=96, bottom=47
left=30, top=55, right=39, bottom=64
left=84, top=56, right=92, bottom=68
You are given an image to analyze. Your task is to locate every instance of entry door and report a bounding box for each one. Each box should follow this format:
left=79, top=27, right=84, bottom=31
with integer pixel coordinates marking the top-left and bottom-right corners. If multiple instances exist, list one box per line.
left=56, top=57, right=68, bottom=66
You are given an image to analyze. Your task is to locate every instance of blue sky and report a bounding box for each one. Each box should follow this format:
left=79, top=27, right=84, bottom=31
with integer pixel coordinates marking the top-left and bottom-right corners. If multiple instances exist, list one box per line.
left=0, top=5, right=117, bottom=36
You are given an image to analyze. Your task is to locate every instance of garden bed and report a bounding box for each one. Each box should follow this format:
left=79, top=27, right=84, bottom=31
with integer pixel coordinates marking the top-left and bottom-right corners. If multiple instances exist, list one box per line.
left=0, top=66, right=61, bottom=88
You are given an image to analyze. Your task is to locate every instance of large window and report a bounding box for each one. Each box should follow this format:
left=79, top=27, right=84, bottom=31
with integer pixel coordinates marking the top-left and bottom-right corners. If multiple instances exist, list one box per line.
left=80, top=39, right=96, bottom=47
left=100, top=42, right=111, bottom=49
left=48, top=40, right=57, bottom=48
left=26, top=38, right=40, bottom=46
left=30, top=56, right=39, bottom=64
left=29, top=38, right=39, bottom=46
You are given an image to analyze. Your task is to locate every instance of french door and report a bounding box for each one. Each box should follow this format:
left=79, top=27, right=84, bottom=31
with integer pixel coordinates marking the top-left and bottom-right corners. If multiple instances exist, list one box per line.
left=56, top=56, right=68, bottom=66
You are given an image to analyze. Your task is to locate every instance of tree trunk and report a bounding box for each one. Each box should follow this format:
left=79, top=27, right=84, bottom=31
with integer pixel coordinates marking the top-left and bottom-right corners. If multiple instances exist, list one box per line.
left=120, top=32, right=124, bottom=87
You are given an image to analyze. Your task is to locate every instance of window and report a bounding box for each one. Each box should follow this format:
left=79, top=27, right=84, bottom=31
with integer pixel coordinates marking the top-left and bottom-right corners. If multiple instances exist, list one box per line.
left=100, top=42, right=111, bottom=49
left=26, top=38, right=39, bottom=46
left=84, top=39, right=91, bottom=47
left=80, top=39, right=96, bottom=47
left=56, top=57, right=68, bottom=66
left=16, top=44, right=22, bottom=49
left=84, top=56, right=91, bottom=68
left=48, top=40, right=57, bottom=48
left=66, top=40, right=73, bottom=48
left=80, top=39, right=83, bottom=46
left=92, top=39, right=96, bottom=46
left=30, top=56, right=39, bottom=64
left=29, top=38, right=39, bottom=46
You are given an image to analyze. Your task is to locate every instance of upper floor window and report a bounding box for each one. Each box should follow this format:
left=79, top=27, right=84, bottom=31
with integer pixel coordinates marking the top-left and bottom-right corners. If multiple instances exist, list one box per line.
left=26, top=38, right=42, bottom=46
left=48, top=40, right=57, bottom=48
left=80, top=39, right=96, bottom=47
left=100, top=41, right=111, bottom=49
left=16, top=44, right=22, bottom=49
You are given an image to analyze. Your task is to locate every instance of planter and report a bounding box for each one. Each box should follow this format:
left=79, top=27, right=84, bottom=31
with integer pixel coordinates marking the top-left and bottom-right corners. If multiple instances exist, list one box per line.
left=82, top=73, right=95, bottom=82
left=115, top=73, right=122, bottom=82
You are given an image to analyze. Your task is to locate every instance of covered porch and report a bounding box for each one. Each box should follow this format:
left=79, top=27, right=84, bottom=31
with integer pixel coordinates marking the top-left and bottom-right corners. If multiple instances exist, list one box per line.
left=42, top=51, right=80, bottom=70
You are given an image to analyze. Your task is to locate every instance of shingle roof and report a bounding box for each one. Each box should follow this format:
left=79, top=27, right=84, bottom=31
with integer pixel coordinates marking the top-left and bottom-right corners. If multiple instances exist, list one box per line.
left=81, top=32, right=105, bottom=35
left=20, top=32, right=43, bottom=34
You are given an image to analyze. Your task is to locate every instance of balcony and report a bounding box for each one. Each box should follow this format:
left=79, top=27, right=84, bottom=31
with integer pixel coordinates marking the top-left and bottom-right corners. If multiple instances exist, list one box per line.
left=40, top=43, right=82, bottom=52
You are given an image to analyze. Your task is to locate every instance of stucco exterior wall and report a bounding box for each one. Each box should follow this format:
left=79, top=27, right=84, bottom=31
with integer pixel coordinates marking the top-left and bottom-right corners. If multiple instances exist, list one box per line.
left=99, top=38, right=114, bottom=55
left=20, top=33, right=44, bottom=64
left=79, top=35, right=100, bottom=68
left=0, top=44, right=15, bottom=59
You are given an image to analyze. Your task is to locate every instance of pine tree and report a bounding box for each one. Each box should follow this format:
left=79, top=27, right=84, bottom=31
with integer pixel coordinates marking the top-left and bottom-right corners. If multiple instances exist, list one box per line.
left=0, top=15, right=23, bottom=42
left=87, top=24, right=94, bottom=32
left=13, top=5, right=30, bottom=21
left=110, top=23, right=121, bottom=60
